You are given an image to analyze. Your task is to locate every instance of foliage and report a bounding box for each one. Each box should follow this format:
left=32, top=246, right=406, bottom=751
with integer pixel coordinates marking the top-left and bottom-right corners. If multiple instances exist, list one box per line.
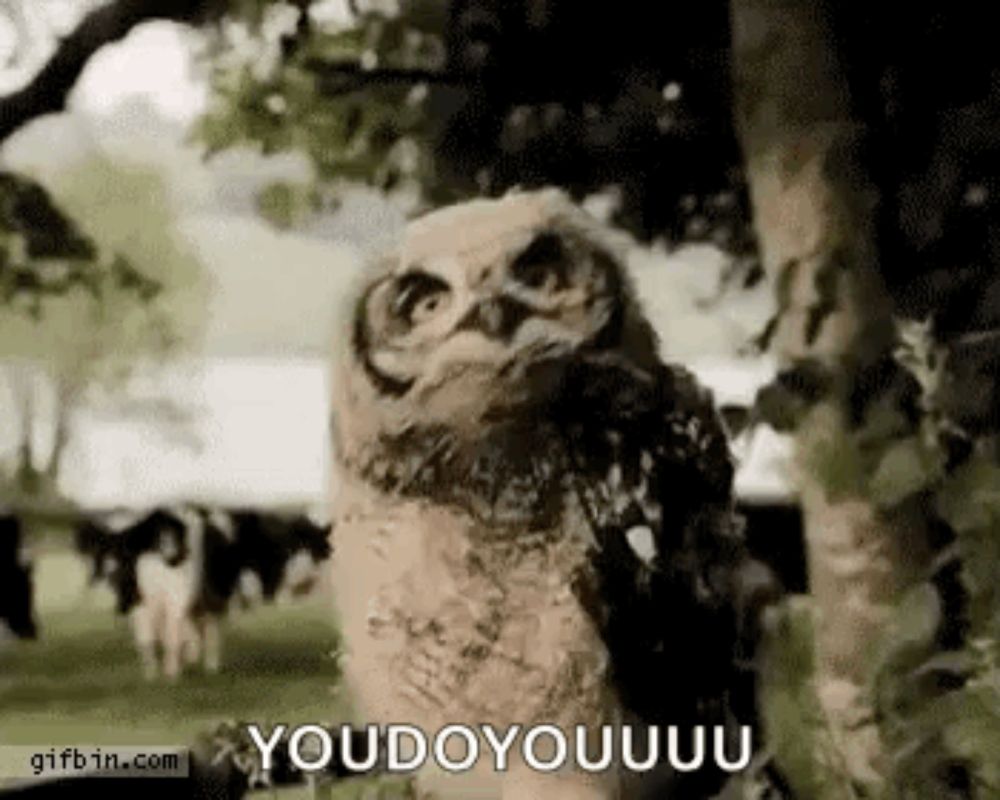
left=0, top=165, right=194, bottom=359
left=196, top=0, right=448, bottom=227
left=255, top=179, right=321, bottom=229
left=760, top=317, right=1000, bottom=799
left=759, top=597, right=864, bottom=800
left=0, top=164, right=207, bottom=498
left=193, top=0, right=755, bottom=255
left=0, top=171, right=142, bottom=317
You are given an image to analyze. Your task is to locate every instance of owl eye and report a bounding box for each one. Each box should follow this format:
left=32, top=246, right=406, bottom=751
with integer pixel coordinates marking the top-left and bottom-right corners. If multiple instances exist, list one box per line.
left=509, top=233, right=570, bottom=292
left=392, top=271, right=451, bottom=326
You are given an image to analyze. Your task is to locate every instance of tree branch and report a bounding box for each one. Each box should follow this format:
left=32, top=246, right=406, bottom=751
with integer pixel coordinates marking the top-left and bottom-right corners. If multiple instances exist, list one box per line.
left=0, top=0, right=218, bottom=142
left=305, top=58, right=466, bottom=96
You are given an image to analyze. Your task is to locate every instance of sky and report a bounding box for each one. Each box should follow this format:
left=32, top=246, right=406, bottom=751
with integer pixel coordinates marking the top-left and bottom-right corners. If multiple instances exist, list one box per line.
left=0, top=9, right=789, bottom=508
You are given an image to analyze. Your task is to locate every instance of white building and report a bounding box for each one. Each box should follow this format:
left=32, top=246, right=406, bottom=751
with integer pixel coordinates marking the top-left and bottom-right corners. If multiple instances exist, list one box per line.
left=0, top=357, right=331, bottom=511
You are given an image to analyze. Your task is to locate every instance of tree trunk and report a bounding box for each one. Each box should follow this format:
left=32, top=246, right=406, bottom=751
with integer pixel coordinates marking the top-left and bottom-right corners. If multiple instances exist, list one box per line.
left=731, top=0, right=930, bottom=791
left=7, top=362, right=41, bottom=493
left=44, top=398, right=72, bottom=481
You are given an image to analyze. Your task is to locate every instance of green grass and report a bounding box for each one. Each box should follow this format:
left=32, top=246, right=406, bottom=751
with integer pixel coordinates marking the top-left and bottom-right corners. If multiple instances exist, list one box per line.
left=0, top=548, right=349, bottom=748
left=0, top=541, right=404, bottom=796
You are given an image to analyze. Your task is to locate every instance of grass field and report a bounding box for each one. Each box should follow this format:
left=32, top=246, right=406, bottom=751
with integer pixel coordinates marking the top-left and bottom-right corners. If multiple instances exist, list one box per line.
left=0, top=539, right=406, bottom=797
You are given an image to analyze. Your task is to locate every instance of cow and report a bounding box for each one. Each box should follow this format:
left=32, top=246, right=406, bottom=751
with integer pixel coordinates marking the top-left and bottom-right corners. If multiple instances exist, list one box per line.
left=76, top=507, right=220, bottom=680
left=76, top=506, right=331, bottom=680
left=1, top=513, right=38, bottom=642
left=131, top=507, right=230, bottom=681
left=227, top=511, right=332, bottom=607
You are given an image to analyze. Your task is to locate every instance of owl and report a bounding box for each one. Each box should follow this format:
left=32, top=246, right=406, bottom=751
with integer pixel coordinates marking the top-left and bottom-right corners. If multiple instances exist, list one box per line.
left=330, top=189, right=771, bottom=799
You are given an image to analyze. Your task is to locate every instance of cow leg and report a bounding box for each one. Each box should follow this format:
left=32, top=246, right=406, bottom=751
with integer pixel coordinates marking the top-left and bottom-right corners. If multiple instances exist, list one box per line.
left=182, top=618, right=201, bottom=665
left=161, top=606, right=187, bottom=681
left=130, top=605, right=158, bottom=681
left=201, top=615, right=222, bottom=673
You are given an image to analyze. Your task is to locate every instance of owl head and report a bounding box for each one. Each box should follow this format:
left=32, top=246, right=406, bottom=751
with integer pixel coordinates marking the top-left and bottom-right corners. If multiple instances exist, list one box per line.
left=333, top=189, right=659, bottom=463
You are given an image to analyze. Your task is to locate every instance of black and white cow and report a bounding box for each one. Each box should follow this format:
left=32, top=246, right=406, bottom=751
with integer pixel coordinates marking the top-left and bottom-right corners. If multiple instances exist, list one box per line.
left=227, top=511, right=332, bottom=606
left=76, top=510, right=191, bottom=614
left=76, top=506, right=331, bottom=679
left=76, top=508, right=209, bottom=679
left=1, top=513, right=38, bottom=642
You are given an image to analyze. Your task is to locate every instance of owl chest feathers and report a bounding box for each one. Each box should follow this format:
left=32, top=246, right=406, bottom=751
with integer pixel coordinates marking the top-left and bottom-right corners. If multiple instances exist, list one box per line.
left=331, top=439, right=619, bottom=730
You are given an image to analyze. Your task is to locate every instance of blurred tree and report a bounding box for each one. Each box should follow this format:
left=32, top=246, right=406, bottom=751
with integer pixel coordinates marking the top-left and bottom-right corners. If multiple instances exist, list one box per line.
left=733, top=3, right=1000, bottom=798
left=0, top=164, right=206, bottom=505
left=731, top=2, right=915, bottom=792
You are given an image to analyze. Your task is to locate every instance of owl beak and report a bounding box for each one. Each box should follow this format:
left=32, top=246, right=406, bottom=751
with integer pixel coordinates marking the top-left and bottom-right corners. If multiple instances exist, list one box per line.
left=457, top=296, right=532, bottom=341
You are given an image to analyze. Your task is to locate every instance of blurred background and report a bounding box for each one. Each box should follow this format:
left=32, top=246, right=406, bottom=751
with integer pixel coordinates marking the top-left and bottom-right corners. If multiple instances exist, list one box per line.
left=2, top=2, right=999, bottom=799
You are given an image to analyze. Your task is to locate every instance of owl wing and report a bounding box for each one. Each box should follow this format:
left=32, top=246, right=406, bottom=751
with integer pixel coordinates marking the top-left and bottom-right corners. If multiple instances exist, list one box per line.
left=558, top=355, right=761, bottom=731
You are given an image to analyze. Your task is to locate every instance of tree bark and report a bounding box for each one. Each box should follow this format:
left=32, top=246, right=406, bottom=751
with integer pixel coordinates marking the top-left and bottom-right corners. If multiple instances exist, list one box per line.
left=731, top=0, right=929, bottom=791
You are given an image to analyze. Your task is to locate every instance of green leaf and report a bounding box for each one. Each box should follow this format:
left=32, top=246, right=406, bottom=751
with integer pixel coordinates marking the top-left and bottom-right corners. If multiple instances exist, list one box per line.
left=254, top=181, right=321, bottom=230
left=876, top=584, right=942, bottom=696
left=758, top=598, right=827, bottom=800
left=939, top=686, right=1000, bottom=791
left=868, top=436, right=945, bottom=509
left=936, top=458, right=1000, bottom=532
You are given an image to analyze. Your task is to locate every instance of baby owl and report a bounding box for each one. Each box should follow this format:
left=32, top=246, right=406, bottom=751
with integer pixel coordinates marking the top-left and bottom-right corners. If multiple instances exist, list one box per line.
left=330, top=189, right=765, bottom=799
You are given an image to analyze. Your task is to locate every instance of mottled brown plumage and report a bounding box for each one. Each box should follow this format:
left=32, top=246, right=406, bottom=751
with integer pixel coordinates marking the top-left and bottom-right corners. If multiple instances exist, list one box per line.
left=330, top=189, right=760, bottom=799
